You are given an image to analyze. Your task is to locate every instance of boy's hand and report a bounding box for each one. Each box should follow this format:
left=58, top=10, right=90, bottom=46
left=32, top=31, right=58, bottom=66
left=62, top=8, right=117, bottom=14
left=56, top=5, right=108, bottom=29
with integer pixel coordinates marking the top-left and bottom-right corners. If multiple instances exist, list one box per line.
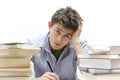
left=71, top=24, right=84, bottom=54
left=32, top=72, right=59, bottom=80
left=72, top=24, right=82, bottom=43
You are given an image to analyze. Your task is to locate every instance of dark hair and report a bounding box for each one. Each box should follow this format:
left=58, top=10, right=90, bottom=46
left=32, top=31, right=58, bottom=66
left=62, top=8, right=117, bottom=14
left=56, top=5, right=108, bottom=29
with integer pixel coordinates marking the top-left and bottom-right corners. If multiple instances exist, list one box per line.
left=51, top=6, right=83, bottom=32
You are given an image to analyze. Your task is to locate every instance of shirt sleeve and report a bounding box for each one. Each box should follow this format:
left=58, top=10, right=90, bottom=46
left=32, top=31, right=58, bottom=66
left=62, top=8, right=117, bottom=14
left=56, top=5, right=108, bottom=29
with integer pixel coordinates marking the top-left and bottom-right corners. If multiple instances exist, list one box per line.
left=80, top=40, right=88, bottom=54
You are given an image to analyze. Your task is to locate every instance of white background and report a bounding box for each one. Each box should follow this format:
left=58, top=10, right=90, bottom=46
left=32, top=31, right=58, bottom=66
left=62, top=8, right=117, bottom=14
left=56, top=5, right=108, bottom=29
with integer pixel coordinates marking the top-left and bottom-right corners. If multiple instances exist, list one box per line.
left=0, top=0, right=120, bottom=45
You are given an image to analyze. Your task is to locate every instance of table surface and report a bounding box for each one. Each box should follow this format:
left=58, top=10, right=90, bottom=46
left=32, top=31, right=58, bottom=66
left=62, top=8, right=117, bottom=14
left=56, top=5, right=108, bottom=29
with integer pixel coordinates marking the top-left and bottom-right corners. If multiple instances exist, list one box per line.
left=95, top=73, right=120, bottom=80
left=81, top=71, right=120, bottom=80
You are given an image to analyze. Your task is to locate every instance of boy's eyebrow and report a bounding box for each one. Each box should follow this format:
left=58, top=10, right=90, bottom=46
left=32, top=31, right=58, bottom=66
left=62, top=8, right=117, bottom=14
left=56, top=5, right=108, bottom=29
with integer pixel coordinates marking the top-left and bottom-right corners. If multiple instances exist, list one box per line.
left=56, top=27, right=73, bottom=36
left=56, top=27, right=62, bottom=31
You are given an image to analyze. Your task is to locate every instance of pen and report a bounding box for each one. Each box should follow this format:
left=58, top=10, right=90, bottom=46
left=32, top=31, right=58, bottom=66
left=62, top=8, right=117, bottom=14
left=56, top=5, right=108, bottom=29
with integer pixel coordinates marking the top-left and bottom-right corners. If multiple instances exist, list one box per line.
left=47, top=60, right=53, bottom=72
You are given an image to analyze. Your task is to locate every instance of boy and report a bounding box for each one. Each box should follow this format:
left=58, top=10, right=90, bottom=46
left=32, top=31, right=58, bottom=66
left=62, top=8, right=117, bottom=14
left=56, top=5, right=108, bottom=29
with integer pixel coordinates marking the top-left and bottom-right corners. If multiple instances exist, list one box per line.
left=31, top=6, right=87, bottom=80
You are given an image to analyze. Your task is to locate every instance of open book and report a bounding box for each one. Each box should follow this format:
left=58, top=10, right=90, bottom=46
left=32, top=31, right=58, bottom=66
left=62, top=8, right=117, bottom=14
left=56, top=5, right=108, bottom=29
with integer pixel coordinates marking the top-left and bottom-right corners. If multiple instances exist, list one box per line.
left=0, top=42, right=40, bottom=56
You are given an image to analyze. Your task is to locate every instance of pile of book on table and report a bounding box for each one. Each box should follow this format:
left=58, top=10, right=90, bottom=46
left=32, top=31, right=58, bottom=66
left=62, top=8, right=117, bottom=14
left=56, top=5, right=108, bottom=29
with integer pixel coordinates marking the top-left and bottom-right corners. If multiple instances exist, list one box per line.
left=0, top=42, right=40, bottom=80
left=78, top=45, right=120, bottom=76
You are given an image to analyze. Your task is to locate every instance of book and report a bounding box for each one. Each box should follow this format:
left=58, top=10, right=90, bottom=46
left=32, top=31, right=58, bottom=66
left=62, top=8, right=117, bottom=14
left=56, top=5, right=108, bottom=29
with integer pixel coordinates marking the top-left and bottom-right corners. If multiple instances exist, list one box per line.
left=88, top=45, right=110, bottom=55
left=0, top=64, right=32, bottom=77
left=78, top=54, right=120, bottom=59
left=107, top=46, right=120, bottom=54
left=80, top=71, right=97, bottom=80
left=0, top=42, right=40, bottom=55
left=0, top=70, right=32, bottom=77
left=0, top=47, right=40, bottom=56
left=95, top=73, right=120, bottom=80
left=0, top=58, right=30, bottom=68
left=0, top=67, right=31, bottom=72
left=0, top=54, right=31, bottom=58
left=0, top=42, right=37, bottom=79
left=79, top=58, right=120, bottom=69
left=88, top=68, right=120, bottom=74
left=0, top=77, right=31, bottom=80
left=0, top=42, right=26, bottom=48
left=80, top=67, right=88, bottom=72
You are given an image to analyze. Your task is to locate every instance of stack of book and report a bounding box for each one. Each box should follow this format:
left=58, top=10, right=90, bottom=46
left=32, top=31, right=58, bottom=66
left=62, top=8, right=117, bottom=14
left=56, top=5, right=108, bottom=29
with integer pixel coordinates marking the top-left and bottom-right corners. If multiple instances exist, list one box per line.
left=0, top=42, right=39, bottom=80
left=78, top=45, right=120, bottom=75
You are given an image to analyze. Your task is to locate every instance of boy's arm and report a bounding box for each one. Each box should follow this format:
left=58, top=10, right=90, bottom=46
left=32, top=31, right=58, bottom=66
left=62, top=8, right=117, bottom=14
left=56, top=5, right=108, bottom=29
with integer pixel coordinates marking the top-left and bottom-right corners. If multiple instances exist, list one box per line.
left=72, top=24, right=88, bottom=54
left=72, top=40, right=85, bottom=54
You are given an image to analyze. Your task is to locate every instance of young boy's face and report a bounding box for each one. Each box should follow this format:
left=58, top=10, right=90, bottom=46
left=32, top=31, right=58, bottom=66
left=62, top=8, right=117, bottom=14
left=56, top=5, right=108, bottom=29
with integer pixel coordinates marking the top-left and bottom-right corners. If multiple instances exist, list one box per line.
left=48, top=22, right=74, bottom=50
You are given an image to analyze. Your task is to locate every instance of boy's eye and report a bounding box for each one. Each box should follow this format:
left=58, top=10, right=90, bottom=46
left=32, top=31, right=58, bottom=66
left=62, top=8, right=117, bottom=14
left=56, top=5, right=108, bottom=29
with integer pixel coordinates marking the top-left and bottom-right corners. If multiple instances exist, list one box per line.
left=55, top=30, right=60, bottom=34
left=64, top=35, right=71, bottom=39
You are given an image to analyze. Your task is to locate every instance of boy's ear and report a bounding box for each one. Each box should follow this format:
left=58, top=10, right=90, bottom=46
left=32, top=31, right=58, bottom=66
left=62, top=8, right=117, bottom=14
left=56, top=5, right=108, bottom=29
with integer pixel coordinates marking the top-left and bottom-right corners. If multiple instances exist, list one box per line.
left=48, top=21, right=52, bottom=30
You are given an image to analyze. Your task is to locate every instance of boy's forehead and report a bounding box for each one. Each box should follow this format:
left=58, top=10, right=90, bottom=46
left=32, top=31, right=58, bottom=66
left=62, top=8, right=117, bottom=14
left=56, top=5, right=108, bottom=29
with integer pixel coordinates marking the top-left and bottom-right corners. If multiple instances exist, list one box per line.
left=54, top=24, right=74, bottom=35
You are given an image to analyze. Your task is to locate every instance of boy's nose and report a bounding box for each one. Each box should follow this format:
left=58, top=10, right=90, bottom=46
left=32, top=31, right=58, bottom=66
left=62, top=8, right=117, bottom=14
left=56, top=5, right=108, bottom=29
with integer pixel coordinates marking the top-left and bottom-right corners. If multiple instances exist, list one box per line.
left=57, top=36, right=62, bottom=43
